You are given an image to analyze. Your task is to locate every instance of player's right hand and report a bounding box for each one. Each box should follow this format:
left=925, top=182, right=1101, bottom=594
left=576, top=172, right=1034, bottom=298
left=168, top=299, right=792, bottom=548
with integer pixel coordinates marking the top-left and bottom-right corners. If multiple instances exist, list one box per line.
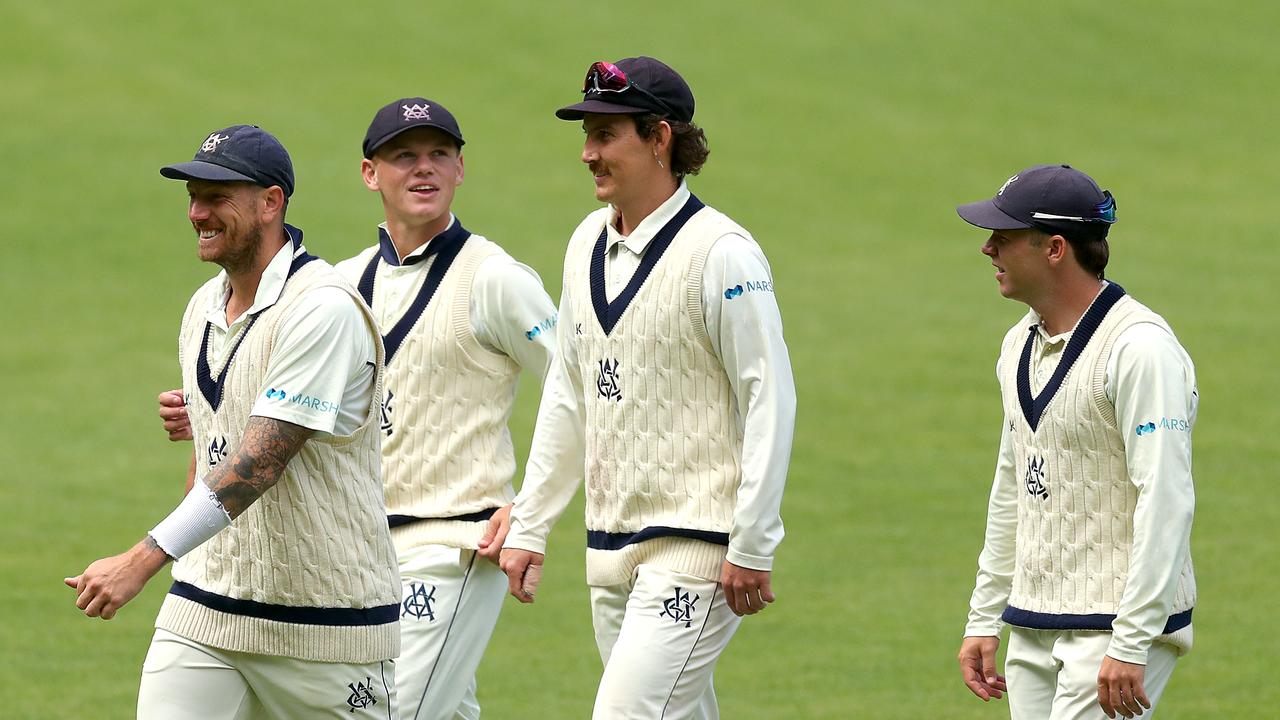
left=65, top=540, right=169, bottom=620
left=499, top=548, right=544, bottom=603
left=158, top=389, right=192, bottom=442
left=958, top=635, right=1007, bottom=702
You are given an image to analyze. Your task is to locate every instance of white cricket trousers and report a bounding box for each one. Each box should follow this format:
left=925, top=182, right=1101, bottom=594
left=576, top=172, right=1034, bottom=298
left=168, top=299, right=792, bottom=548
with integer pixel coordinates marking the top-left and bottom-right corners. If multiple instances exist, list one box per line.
left=1006, top=627, right=1180, bottom=720
left=137, top=628, right=397, bottom=719
left=590, top=564, right=742, bottom=720
left=395, top=544, right=507, bottom=720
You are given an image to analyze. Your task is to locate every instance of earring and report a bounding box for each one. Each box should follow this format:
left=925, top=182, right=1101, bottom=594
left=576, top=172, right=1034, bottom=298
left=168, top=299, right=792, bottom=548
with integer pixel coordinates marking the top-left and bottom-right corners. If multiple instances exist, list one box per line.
left=654, top=151, right=664, bottom=169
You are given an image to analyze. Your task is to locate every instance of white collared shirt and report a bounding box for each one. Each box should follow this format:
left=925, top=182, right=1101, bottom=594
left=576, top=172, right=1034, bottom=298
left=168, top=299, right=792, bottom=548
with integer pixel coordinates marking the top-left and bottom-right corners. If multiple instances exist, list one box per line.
left=201, top=237, right=375, bottom=436
left=510, top=182, right=796, bottom=571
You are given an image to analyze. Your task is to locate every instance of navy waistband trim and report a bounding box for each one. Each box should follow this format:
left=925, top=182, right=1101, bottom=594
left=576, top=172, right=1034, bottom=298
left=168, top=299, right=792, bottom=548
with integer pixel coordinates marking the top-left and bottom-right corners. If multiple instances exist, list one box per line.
left=586, top=526, right=730, bottom=551
left=168, top=581, right=399, bottom=627
left=387, top=508, right=499, bottom=529
left=1002, top=606, right=1193, bottom=634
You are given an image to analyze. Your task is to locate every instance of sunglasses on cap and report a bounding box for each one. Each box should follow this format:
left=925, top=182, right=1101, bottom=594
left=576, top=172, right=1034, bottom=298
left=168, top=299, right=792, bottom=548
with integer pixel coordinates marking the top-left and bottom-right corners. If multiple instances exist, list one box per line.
left=582, top=61, right=679, bottom=119
left=1030, top=191, right=1118, bottom=224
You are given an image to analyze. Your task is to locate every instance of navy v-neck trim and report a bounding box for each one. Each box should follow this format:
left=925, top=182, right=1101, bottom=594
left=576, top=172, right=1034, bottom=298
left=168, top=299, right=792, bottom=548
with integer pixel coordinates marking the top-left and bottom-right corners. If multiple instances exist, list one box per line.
left=589, top=194, right=705, bottom=336
left=1016, top=282, right=1126, bottom=432
left=357, top=220, right=471, bottom=364
left=196, top=225, right=317, bottom=412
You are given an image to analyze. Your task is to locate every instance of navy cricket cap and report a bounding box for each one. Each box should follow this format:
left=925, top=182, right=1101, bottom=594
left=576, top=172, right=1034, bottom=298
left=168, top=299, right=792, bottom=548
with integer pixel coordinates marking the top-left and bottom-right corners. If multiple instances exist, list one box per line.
left=556, top=57, right=696, bottom=123
left=363, top=98, right=465, bottom=158
left=957, top=164, right=1117, bottom=231
left=160, top=125, right=295, bottom=197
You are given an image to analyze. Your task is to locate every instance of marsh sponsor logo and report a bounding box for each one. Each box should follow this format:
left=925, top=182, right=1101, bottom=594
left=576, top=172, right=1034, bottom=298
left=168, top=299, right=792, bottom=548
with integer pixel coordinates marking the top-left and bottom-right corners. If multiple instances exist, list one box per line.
left=525, top=313, right=558, bottom=341
left=724, top=280, right=774, bottom=299
left=1136, top=417, right=1191, bottom=436
left=264, top=387, right=340, bottom=414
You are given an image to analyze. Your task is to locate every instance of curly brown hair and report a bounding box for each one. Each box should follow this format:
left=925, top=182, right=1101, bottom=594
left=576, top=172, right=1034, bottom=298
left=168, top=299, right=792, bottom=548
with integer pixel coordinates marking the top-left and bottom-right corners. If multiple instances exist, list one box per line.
left=632, top=113, right=709, bottom=177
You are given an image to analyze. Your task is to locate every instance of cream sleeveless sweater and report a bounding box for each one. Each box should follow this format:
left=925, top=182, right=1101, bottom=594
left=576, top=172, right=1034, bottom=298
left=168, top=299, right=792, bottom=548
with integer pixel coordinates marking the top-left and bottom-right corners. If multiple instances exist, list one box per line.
left=158, top=248, right=400, bottom=663
left=998, top=284, right=1196, bottom=652
left=566, top=196, right=745, bottom=585
left=340, top=226, right=520, bottom=552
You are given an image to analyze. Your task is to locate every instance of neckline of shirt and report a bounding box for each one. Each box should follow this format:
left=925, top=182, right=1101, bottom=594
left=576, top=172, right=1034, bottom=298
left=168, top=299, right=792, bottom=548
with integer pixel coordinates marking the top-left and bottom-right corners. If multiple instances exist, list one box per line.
left=378, top=214, right=458, bottom=266
left=606, top=181, right=690, bottom=256
left=206, top=224, right=306, bottom=331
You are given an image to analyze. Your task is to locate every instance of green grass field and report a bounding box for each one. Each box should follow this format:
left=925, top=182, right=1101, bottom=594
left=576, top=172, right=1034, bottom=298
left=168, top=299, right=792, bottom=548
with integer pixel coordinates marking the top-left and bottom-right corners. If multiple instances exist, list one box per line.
left=3, top=1, right=1277, bottom=717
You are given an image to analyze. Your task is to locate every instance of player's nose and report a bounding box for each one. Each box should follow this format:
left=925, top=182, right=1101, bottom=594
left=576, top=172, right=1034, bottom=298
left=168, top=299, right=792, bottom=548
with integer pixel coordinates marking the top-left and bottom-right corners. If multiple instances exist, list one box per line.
left=188, top=199, right=210, bottom=222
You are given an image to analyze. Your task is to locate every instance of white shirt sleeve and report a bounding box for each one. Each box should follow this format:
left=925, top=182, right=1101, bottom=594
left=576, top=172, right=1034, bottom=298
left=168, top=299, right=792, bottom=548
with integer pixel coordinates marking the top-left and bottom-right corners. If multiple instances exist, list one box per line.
left=505, top=287, right=586, bottom=555
left=1104, top=323, right=1197, bottom=664
left=965, top=408, right=1019, bottom=637
left=250, top=286, right=376, bottom=435
left=470, top=254, right=558, bottom=383
left=701, top=234, right=796, bottom=571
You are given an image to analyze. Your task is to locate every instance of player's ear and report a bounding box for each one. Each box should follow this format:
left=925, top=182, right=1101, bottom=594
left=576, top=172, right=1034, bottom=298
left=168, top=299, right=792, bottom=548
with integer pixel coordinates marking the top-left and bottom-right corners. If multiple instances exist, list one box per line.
left=260, top=186, right=286, bottom=224
left=361, top=158, right=380, bottom=192
left=652, top=120, right=673, bottom=157
left=1045, top=234, right=1070, bottom=264
left=455, top=153, right=464, bottom=187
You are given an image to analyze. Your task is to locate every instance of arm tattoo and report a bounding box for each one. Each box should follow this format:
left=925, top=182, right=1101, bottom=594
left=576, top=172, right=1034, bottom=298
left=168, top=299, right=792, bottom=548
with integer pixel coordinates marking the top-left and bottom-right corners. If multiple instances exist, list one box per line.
left=203, top=417, right=314, bottom=519
left=142, top=534, right=176, bottom=563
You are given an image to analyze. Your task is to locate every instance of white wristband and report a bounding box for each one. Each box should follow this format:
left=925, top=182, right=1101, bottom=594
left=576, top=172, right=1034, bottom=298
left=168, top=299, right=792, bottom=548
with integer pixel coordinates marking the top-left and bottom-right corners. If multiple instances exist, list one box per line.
left=148, top=477, right=232, bottom=559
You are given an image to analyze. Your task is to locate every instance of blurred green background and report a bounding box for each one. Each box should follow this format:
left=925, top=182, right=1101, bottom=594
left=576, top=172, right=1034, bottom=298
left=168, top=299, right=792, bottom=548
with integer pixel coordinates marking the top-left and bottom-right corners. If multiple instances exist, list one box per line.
left=2, top=0, right=1276, bottom=717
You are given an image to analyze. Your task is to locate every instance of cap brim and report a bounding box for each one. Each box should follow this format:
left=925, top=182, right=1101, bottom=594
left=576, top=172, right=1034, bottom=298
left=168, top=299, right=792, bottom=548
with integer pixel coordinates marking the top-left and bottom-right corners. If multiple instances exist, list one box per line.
left=956, top=199, right=1032, bottom=230
left=555, top=99, right=649, bottom=121
left=160, top=160, right=257, bottom=185
left=364, top=123, right=465, bottom=158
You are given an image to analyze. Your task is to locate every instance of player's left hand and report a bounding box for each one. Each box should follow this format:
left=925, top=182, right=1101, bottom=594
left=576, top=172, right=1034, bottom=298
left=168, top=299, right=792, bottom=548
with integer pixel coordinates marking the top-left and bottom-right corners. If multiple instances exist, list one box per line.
left=476, top=504, right=513, bottom=565
left=158, top=389, right=192, bottom=442
left=1097, top=655, right=1151, bottom=718
left=65, top=540, right=169, bottom=620
left=720, top=560, right=774, bottom=616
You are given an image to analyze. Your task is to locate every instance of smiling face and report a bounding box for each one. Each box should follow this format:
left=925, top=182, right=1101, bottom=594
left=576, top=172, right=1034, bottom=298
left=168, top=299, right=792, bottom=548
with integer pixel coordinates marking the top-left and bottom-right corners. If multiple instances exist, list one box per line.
left=580, top=113, right=661, bottom=208
left=362, top=127, right=464, bottom=235
left=186, top=180, right=273, bottom=272
left=980, top=228, right=1052, bottom=303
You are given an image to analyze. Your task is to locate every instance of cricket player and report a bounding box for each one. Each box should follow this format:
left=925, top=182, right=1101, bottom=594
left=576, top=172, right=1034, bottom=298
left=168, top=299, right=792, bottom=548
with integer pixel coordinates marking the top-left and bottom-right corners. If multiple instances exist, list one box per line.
left=955, top=164, right=1197, bottom=719
left=499, top=57, right=796, bottom=719
left=159, top=100, right=557, bottom=720
left=68, top=124, right=401, bottom=718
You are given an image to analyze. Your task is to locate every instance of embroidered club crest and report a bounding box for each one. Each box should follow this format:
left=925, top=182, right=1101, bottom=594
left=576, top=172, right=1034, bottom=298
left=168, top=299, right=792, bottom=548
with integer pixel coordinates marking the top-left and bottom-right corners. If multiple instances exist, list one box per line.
left=401, top=581, right=437, bottom=621
left=659, top=587, right=700, bottom=628
left=1024, top=455, right=1048, bottom=500
left=596, top=358, right=622, bottom=401
left=201, top=133, right=229, bottom=153
left=380, top=389, right=395, bottom=437
left=345, top=678, right=377, bottom=712
left=402, top=104, right=431, bottom=121
left=207, top=435, right=228, bottom=467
